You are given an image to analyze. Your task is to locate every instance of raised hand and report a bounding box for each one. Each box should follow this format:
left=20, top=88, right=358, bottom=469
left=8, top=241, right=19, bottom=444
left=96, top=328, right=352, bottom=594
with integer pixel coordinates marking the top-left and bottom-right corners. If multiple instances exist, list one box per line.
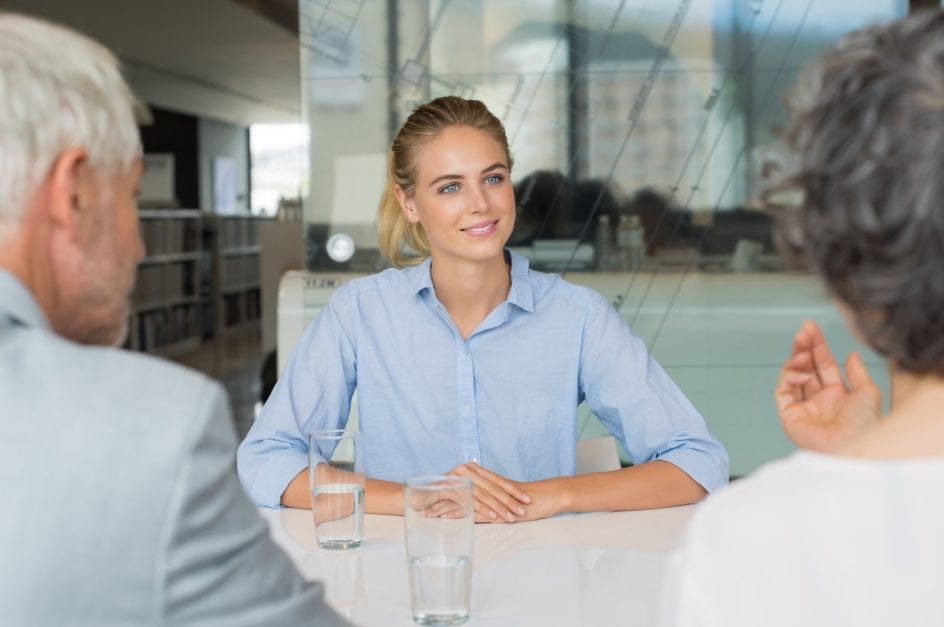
left=774, top=320, right=881, bottom=452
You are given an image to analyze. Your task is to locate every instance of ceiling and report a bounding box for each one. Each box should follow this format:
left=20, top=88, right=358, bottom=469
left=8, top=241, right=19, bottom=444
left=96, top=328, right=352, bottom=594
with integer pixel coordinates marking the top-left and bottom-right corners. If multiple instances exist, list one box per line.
left=0, top=0, right=302, bottom=125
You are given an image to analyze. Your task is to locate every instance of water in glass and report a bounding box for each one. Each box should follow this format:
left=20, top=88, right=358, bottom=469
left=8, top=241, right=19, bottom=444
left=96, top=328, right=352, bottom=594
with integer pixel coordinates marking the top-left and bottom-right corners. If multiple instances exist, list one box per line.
left=409, top=554, right=471, bottom=625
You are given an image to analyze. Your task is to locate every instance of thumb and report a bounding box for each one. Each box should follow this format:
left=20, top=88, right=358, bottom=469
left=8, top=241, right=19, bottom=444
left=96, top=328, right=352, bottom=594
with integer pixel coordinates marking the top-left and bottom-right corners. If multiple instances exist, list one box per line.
left=845, top=351, right=876, bottom=391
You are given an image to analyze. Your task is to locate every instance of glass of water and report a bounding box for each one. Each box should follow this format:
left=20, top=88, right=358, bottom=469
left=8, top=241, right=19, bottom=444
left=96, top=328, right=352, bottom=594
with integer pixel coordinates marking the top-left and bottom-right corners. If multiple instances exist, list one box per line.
left=308, top=429, right=365, bottom=550
left=404, top=476, right=473, bottom=625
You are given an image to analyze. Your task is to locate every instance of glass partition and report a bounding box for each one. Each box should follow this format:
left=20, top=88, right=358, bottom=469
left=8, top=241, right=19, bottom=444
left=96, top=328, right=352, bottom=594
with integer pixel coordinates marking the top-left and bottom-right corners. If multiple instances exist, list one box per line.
left=297, top=0, right=904, bottom=475
left=299, top=0, right=903, bottom=274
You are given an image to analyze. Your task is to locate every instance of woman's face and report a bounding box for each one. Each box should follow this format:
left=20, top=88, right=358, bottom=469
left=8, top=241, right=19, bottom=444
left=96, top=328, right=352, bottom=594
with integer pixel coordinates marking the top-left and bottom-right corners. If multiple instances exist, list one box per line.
left=396, top=125, right=515, bottom=266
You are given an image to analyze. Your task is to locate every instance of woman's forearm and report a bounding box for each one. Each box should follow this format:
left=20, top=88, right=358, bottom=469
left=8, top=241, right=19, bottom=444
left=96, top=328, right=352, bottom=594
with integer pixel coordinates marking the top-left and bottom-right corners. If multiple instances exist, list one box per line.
left=546, top=460, right=707, bottom=515
left=279, top=468, right=404, bottom=514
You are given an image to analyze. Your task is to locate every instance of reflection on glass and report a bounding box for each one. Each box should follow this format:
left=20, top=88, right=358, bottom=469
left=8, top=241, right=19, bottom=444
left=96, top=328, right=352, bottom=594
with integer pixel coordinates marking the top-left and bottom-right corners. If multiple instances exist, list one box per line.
left=296, top=0, right=903, bottom=478
left=299, top=0, right=902, bottom=275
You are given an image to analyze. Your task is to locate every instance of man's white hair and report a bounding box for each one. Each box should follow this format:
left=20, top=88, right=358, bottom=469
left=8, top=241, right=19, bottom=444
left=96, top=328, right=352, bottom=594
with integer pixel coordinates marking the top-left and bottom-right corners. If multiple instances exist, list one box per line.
left=0, top=12, right=141, bottom=227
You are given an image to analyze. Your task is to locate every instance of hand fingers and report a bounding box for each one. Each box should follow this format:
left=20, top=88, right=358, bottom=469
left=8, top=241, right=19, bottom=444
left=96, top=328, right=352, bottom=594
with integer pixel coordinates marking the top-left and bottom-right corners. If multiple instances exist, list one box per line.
left=844, top=351, right=876, bottom=392
left=785, top=325, right=824, bottom=396
left=845, top=352, right=883, bottom=419
left=471, top=484, right=522, bottom=522
left=474, top=511, right=503, bottom=524
left=776, top=348, right=817, bottom=408
left=787, top=351, right=823, bottom=398
left=464, top=462, right=531, bottom=504
left=775, top=371, right=809, bottom=413
left=775, top=360, right=801, bottom=408
left=424, top=499, right=464, bottom=519
left=449, top=464, right=528, bottom=522
left=415, top=482, right=499, bottom=521
left=447, top=465, right=510, bottom=521
left=806, top=321, right=844, bottom=388
left=790, top=324, right=813, bottom=358
left=463, top=464, right=531, bottom=522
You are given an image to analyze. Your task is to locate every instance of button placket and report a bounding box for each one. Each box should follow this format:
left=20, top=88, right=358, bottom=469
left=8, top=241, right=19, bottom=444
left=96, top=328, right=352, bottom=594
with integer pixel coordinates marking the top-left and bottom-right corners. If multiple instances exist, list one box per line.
left=456, top=339, right=481, bottom=464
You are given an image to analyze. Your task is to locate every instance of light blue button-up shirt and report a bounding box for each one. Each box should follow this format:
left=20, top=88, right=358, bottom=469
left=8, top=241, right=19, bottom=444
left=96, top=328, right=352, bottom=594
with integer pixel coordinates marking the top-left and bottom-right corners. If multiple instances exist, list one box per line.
left=237, top=252, right=729, bottom=508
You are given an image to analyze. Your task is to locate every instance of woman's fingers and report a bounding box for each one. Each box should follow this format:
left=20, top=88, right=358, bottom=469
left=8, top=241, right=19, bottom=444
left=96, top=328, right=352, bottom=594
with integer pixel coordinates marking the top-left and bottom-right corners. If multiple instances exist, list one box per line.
left=464, top=462, right=532, bottom=505
left=424, top=499, right=464, bottom=518
left=448, top=462, right=529, bottom=522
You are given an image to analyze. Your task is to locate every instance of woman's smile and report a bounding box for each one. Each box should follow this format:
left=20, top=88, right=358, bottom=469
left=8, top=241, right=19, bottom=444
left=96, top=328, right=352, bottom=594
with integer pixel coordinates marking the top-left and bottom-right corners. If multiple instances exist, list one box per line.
left=460, top=219, right=500, bottom=237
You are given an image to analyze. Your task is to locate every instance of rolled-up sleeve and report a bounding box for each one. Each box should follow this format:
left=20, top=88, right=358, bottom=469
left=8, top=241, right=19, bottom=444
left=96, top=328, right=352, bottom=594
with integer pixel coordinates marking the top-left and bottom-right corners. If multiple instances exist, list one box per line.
left=579, top=298, right=729, bottom=493
left=237, top=291, right=358, bottom=507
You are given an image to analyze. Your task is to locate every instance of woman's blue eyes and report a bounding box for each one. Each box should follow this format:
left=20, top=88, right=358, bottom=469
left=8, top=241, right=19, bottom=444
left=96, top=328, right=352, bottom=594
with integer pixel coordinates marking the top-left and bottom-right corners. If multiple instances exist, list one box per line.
left=438, top=175, right=503, bottom=194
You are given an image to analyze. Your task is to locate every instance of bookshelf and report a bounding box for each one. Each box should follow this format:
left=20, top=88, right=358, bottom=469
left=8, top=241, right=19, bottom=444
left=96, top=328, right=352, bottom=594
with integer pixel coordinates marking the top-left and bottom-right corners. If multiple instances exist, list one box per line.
left=130, top=209, right=203, bottom=356
left=212, top=215, right=262, bottom=336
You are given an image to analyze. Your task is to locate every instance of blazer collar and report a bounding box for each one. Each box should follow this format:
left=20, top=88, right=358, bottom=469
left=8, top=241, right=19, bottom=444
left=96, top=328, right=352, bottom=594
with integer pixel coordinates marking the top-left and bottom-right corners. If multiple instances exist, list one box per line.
left=0, top=269, right=50, bottom=331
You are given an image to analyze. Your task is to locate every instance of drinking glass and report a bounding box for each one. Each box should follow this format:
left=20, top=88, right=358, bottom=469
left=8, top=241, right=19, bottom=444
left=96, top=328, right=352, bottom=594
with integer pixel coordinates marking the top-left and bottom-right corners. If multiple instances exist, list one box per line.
left=308, top=429, right=365, bottom=550
left=404, top=476, right=474, bottom=625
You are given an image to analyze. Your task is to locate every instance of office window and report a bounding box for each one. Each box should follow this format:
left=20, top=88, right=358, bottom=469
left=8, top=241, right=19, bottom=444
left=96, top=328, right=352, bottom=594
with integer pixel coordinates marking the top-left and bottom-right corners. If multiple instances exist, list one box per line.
left=299, top=0, right=902, bottom=274
left=249, top=123, right=308, bottom=218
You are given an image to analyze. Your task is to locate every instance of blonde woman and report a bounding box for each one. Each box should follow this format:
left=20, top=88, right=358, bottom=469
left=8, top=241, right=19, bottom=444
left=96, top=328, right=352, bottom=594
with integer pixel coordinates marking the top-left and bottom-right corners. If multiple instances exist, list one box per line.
left=238, top=96, right=728, bottom=521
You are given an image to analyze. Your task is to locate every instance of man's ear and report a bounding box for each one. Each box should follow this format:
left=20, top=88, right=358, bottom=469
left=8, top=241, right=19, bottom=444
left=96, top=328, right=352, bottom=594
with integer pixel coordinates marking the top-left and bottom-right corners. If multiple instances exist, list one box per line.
left=45, top=147, right=92, bottom=235
left=394, top=184, right=420, bottom=224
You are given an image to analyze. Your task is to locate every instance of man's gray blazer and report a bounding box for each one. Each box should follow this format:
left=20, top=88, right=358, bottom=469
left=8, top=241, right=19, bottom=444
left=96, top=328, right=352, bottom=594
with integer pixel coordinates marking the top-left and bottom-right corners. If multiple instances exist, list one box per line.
left=0, top=270, right=348, bottom=626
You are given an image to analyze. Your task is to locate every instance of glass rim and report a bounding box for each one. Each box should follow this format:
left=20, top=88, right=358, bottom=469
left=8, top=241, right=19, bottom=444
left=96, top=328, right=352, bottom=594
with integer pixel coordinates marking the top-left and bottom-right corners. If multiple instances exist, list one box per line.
left=405, top=475, right=472, bottom=490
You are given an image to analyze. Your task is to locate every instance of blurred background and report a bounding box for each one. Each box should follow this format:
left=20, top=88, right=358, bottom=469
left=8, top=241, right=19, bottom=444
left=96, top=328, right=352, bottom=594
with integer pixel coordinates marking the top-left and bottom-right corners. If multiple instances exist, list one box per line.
left=5, top=0, right=936, bottom=476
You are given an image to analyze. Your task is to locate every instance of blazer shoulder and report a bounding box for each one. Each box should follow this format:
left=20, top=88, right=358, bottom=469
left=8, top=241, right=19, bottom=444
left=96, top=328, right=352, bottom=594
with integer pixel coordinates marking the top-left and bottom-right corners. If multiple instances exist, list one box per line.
left=45, top=332, right=224, bottom=411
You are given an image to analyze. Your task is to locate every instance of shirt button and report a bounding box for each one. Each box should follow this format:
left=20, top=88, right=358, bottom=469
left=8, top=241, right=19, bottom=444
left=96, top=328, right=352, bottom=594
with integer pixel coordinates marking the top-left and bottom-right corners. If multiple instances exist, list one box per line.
left=464, top=404, right=472, bottom=413
left=463, top=348, right=469, bottom=356
left=470, top=457, right=479, bottom=463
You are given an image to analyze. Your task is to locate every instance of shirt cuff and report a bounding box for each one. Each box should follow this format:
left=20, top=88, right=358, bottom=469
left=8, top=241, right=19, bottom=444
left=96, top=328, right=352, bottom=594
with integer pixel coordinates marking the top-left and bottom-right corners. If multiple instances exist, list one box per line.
left=656, top=447, right=729, bottom=493
left=246, top=450, right=310, bottom=508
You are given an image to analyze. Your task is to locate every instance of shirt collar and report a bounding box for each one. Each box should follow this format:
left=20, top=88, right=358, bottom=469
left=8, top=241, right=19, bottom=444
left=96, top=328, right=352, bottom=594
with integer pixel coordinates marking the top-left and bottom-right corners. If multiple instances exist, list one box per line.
left=404, top=251, right=536, bottom=313
left=406, top=256, right=435, bottom=296
left=0, top=269, right=51, bottom=330
left=506, top=250, right=535, bottom=312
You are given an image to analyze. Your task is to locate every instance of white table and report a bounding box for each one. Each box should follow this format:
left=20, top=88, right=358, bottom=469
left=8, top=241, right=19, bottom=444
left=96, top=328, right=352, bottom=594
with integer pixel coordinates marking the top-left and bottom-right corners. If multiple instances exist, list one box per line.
left=259, top=506, right=695, bottom=626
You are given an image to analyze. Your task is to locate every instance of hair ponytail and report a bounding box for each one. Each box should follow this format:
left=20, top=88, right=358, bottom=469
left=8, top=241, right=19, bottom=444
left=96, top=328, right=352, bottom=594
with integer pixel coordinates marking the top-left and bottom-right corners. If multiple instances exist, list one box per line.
left=377, top=151, right=429, bottom=267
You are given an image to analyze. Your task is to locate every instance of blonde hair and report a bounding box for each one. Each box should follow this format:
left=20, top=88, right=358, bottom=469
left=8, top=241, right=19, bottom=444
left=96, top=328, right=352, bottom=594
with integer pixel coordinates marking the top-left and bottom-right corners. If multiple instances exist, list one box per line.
left=377, top=96, right=513, bottom=267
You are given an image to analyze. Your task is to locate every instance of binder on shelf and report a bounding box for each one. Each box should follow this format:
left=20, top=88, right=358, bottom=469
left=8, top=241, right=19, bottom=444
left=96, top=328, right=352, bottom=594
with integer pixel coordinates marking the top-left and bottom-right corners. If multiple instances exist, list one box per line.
left=130, top=210, right=203, bottom=355
left=212, top=215, right=263, bottom=335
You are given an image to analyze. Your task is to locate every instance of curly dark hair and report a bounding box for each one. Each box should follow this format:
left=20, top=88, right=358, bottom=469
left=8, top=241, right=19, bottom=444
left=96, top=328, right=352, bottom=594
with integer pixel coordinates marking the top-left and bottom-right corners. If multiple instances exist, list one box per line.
left=769, top=10, right=944, bottom=374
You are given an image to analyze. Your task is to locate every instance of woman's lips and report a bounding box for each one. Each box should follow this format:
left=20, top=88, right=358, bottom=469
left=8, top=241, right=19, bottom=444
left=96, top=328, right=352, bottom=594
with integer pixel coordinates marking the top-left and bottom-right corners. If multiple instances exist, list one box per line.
left=461, top=220, right=498, bottom=236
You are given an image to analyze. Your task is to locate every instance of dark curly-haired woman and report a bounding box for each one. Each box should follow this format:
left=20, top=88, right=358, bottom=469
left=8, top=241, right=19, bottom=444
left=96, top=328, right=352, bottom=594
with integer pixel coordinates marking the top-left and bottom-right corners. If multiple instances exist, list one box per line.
left=664, top=10, right=944, bottom=627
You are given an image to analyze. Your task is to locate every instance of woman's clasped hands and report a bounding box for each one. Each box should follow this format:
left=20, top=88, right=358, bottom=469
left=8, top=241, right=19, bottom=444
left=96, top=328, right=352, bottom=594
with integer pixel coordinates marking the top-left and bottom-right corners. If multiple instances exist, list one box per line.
left=447, top=461, right=565, bottom=523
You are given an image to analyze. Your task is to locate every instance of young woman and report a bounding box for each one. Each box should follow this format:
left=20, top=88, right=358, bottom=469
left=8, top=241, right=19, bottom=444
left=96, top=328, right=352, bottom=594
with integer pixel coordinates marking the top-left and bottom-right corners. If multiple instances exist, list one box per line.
left=238, top=96, right=728, bottom=521
left=664, top=11, right=944, bottom=625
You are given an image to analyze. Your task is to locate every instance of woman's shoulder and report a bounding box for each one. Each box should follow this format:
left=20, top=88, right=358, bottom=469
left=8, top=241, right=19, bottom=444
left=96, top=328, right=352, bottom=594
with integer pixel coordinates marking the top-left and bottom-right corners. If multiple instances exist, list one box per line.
left=529, top=269, right=609, bottom=311
left=694, top=450, right=944, bottom=527
left=698, top=453, right=820, bottom=511
left=680, top=453, right=829, bottom=545
left=332, top=265, right=418, bottom=299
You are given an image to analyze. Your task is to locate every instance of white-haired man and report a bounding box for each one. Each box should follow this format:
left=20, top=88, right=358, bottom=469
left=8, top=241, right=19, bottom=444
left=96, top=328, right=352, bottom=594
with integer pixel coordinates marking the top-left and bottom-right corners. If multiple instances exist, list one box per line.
left=0, top=12, right=347, bottom=626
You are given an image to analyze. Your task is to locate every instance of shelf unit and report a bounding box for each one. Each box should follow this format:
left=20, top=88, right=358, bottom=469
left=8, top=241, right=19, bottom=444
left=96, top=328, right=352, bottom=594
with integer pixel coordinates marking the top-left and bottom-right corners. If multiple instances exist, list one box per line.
left=130, top=209, right=203, bottom=356
left=212, top=215, right=262, bottom=337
